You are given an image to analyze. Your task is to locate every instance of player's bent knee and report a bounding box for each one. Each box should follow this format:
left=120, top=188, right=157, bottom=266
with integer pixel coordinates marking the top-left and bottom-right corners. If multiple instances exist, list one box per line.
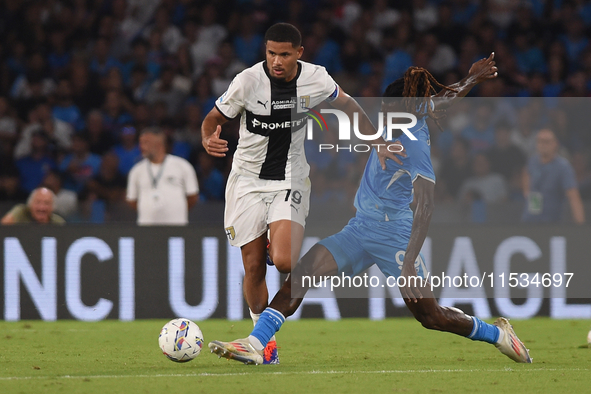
left=270, top=250, right=292, bottom=273
left=273, top=258, right=292, bottom=274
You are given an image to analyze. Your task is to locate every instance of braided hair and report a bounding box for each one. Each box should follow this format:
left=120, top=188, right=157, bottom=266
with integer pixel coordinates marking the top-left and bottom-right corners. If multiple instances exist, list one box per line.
left=383, top=66, right=458, bottom=131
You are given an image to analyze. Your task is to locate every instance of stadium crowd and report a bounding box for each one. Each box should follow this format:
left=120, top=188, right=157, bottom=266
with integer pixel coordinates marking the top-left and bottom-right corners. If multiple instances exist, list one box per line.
left=1, top=0, right=591, bottom=223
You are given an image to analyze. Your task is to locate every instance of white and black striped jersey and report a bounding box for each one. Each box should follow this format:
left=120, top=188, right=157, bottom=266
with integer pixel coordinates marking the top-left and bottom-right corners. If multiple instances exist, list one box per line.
left=215, top=60, right=338, bottom=183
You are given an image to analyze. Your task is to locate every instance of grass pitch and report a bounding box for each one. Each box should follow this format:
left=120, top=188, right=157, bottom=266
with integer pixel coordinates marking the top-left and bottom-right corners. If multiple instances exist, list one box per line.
left=0, top=318, right=589, bottom=394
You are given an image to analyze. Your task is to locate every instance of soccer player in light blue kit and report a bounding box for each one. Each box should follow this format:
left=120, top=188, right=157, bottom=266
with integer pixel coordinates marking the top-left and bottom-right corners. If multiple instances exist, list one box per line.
left=209, top=53, right=532, bottom=365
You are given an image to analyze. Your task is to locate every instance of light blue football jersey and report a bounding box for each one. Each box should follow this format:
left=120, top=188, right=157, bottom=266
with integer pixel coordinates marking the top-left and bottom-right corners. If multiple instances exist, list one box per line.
left=353, top=114, right=435, bottom=222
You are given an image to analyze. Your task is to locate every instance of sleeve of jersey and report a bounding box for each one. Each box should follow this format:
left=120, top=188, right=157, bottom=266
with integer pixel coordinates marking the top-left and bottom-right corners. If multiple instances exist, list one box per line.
left=561, top=160, right=577, bottom=191
left=409, top=138, right=436, bottom=184
left=322, top=69, right=339, bottom=102
left=215, top=74, right=245, bottom=120
left=126, top=166, right=138, bottom=201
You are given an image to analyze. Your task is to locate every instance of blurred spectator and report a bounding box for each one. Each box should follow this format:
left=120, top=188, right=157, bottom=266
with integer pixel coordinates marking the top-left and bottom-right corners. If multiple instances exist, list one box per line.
left=126, top=128, right=198, bottom=225
left=86, top=110, right=116, bottom=156
left=151, top=101, right=170, bottom=126
left=421, top=32, right=457, bottom=76
left=310, top=22, right=342, bottom=75
left=111, top=125, right=142, bottom=176
left=1, top=187, right=65, bottom=224
left=10, top=52, right=56, bottom=100
left=176, top=103, right=203, bottom=150
left=129, top=65, right=152, bottom=102
left=47, top=28, right=71, bottom=79
left=560, top=16, right=588, bottom=68
left=461, top=104, right=495, bottom=154
left=102, top=68, right=134, bottom=103
left=122, top=39, right=161, bottom=86
left=438, top=137, right=472, bottom=201
left=147, top=29, right=166, bottom=66
left=145, top=66, right=189, bottom=116
left=176, top=42, right=194, bottom=78
left=430, top=2, right=466, bottom=54
left=102, top=90, right=134, bottom=135
left=381, top=26, right=413, bottom=92
left=86, top=152, right=127, bottom=205
left=144, top=6, right=184, bottom=55
left=513, top=33, right=546, bottom=74
left=202, top=57, right=232, bottom=97
left=15, top=131, right=57, bottom=193
left=15, top=102, right=73, bottom=159
left=162, top=119, right=191, bottom=160
left=59, top=133, right=102, bottom=193
left=0, top=96, right=18, bottom=149
left=413, top=0, right=438, bottom=32
left=52, top=79, right=85, bottom=131
left=196, top=150, right=225, bottom=202
left=123, top=0, right=163, bottom=43
left=42, top=170, right=78, bottom=218
left=372, top=0, right=401, bottom=30
left=506, top=5, right=542, bottom=43
left=189, top=4, right=228, bottom=76
left=487, top=0, right=518, bottom=29
left=233, top=14, right=263, bottom=66
left=133, top=103, right=152, bottom=132
left=6, top=41, right=27, bottom=80
left=487, top=121, right=527, bottom=187
left=511, top=105, right=539, bottom=157
left=90, top=37, right=122, bottom=77
left=460, top=153, right=508, bottom=204
left=12, top=74, right=48, bottom=120
left=85, top=152, right=127, bottom=222
left=0, top=165, right=27, bottom=202
left=218, top=41, right=247, bottom=79
left=522, top=129, right=585, bottom=224
left=188, top=75, right=217, bottom=115
left=451, top=0, right=480, bottom=25
left=70, top=59, right=104, bottom=114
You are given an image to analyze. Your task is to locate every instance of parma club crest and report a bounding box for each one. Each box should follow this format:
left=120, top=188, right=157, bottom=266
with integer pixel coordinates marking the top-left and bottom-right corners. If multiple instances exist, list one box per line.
left=225, top=226, right=236, bottom=240
left=299, top=95, right=310, bottom=110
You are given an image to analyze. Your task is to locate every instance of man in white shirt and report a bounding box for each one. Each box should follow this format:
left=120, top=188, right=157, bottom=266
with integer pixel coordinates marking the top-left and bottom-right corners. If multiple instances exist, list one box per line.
left=126, top=128, right=198, bottom=225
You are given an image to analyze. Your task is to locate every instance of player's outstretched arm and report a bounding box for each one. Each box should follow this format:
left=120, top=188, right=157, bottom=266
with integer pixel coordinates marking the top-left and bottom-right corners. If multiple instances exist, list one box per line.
left=399, top=177, right=435, bottom=303
left=330, top=89, right=406, bottom=169
left=434, top=52, right=498, bottom=110
left=201, top=107, right=229, bottom=157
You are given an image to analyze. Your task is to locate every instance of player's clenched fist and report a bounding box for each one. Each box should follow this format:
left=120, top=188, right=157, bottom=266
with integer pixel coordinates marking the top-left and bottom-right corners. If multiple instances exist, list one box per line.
left=203, top=125, right=228, bottom=157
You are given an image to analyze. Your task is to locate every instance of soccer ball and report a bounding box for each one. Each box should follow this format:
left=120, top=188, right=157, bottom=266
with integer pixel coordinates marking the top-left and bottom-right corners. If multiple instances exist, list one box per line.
left=159, top=318, right=204, bottom=362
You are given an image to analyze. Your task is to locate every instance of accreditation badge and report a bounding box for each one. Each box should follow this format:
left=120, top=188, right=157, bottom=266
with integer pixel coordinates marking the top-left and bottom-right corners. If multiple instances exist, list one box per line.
left=527, top=192, right=543, bottom=214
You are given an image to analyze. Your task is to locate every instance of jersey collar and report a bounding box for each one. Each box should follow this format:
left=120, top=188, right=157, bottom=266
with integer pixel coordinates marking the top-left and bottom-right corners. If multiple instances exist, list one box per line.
left=262, top=61, right=302, bottom=87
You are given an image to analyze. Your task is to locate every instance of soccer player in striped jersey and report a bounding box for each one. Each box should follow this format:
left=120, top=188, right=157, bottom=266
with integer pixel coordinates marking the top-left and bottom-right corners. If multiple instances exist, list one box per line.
left=202, top=23, right=404, bottom=364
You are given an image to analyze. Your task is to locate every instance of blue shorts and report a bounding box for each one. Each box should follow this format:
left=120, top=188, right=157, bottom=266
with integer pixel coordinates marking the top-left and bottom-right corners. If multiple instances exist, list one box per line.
left=319, top=216, right=427, bottom=279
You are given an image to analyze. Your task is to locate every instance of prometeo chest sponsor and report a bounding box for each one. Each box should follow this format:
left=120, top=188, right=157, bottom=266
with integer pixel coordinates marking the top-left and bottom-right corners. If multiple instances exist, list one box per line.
left=246, top=112, right=307, bottom=136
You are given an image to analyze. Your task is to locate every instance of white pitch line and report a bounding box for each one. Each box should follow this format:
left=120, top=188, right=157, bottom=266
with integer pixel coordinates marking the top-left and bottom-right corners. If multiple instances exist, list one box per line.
left=0, top=368, right=588, bottom=381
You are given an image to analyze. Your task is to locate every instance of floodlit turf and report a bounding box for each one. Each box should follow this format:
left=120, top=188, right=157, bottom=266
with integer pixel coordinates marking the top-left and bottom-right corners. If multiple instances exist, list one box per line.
left=0, top=318, right=589, bottom=394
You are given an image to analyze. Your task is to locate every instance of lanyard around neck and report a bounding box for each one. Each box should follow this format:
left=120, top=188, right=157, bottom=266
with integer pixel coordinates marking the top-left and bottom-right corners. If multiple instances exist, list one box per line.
left=147, top=157, right=166, bottom=189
